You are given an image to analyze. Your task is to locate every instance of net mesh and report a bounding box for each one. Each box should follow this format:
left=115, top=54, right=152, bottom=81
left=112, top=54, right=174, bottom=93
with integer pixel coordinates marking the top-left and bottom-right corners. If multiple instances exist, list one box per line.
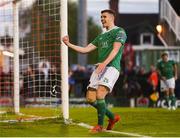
left=0, top=0, right=61, bottom=113
left=0, top=0, right=14, bottom=111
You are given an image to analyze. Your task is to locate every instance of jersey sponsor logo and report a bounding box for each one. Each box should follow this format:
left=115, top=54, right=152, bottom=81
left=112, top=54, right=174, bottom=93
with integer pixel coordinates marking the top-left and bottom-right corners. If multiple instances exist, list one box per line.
left=116, top=31, right=126, bottom=42
left=103, top=77, right=109, bottom=83
left=101, top=41, right=109, bottom=48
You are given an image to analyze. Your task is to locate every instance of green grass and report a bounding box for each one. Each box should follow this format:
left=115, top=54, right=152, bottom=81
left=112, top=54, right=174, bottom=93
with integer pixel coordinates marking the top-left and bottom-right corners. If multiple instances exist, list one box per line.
left=0, top=107, right=180, bottom=137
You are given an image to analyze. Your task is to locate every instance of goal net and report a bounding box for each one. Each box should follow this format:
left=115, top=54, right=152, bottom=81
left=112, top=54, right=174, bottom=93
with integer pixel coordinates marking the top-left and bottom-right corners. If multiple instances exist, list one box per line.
left=0, top=0, right=67, bottom=118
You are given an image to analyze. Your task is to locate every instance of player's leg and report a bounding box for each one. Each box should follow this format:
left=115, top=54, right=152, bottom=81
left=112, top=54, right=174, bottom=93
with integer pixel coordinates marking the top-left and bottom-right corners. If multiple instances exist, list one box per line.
left=96, top=85, right=109, bottom=126
left=165, top=89, right=171, bottom=109
left=168, top=78, right=176, bottom=110
left=91, top=85, right=108, bottom=132
left=161, top=80, right=170, bottom=109
left=169, top=88, right=176, bottom=110
left=86, top=88, right=97, bottom=103
left=91, top=67, right=120, bottom=132
left=92, top=85, right=120, bottom=132
left=86, top=87, right=115, bottom=120
left=86, top=68, right=107, bottom=115
left=86, top=69, right=99, bottom=108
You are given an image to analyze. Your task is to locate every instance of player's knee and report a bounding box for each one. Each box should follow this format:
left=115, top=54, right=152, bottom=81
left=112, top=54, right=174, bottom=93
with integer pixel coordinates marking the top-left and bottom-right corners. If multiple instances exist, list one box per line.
left=169, top=88, right=174, bottom=94
left=86, top=88, right=97, bottom=103
left=86, top=96, right=96, bottom=103
left=96, top=85, right=109, bottom=100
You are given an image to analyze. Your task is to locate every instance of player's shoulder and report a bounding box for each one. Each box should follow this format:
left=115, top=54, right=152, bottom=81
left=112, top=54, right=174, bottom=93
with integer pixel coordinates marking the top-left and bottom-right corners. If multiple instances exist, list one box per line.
left=168, top=59, right=173, bottom=62
left=157, top=59, right=162, bottom=64
left=111, top=26, right=127, bottom=40
left=168, top=59, right=176, bottom=64
left=114, top=26, right=126, bottom=33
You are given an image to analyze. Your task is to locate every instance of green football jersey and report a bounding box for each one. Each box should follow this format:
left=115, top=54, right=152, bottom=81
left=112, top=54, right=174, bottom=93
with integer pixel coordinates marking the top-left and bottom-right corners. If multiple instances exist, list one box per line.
left=157, top=60, right=176, bottom=79
left=91, top=26, right=127, bottom=71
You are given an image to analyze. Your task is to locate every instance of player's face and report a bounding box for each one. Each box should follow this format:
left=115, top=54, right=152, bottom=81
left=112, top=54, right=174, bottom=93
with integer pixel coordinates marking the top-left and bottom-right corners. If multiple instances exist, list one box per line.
left=162, top=55, right=168, bottom=61
left=101, top=12, right=114, bottom=28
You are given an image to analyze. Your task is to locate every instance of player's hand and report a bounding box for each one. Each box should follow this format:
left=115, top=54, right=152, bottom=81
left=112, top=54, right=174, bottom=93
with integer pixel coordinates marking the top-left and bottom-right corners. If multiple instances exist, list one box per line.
left=62, top=36, right=69, bottom=45
left=175, top=75, right=178, bottom=80
left=95, top=63, right=106, bottom=74
left=161, top=76, right=166, bottom=81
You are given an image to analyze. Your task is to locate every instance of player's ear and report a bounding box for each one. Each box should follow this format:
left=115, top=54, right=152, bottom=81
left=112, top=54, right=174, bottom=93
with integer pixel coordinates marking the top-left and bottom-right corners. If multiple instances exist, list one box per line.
left=110, top=14, right=115, bottom=21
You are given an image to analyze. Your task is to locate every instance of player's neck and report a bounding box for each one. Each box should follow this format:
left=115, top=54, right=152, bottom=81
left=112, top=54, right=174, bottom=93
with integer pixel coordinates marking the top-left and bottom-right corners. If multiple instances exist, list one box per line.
left=163, top=59, right=168, bottom=62
left=106, top=23, right=115, bottom=30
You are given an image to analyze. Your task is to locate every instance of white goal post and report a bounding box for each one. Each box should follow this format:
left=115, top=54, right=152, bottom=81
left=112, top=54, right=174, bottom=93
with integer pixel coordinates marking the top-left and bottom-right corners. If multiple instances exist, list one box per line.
left=13, top=0, right=20, bottom=114
left=60, top=0, right=69, bottom=122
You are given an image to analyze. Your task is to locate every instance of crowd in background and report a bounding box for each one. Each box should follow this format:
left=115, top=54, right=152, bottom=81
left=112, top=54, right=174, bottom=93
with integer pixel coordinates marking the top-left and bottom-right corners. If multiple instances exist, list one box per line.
left=0, top=60, right=180, bottom=106
left=68, top=62, right=180, bottom=104
left=20, top=61, right=61, bottom=98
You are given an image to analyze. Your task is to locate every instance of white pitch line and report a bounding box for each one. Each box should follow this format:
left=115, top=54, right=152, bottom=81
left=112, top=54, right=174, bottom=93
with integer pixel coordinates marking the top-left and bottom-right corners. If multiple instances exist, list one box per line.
left=0, top=115, right=59, bottom=123
left=0, top=115, right=150, bottom=137
left=0, top=111, right=6, bottom=114
left=77, top=122, right=151, bottom=137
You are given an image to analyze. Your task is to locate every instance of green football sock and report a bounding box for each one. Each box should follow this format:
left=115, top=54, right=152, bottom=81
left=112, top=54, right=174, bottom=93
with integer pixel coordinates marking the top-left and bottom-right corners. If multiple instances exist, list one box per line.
left=105, top=108, right=114, bottom=120
left=170, top=94, right=176, bottom=107
left=165, top=96, right=170, bottom=107
left=89, top=101, right=114, bottom=120
left=96, top=99, right=106, bottom=126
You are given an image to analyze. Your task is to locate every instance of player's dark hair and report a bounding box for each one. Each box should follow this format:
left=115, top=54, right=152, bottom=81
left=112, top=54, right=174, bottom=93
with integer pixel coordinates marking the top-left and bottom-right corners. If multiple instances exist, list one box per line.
left=101, top=9, right=116, bottom=17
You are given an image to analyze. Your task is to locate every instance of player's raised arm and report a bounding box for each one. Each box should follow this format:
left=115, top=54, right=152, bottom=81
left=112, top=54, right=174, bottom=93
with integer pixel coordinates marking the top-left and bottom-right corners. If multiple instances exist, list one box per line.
left=62, top=35, right=96, bottom=53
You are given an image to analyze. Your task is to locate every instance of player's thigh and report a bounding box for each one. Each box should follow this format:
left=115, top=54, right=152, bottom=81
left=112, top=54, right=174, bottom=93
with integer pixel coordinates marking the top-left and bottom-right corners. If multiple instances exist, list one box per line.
left=167, top=78, right=175, bottom=91
left=169, top=88, right=175, bottom=94
left=87, top=70, right=99, bottom=90
left=96, top=85, right=109, bottom=100
left=169, top=88, right=174, bottom=94
left=165, top=78, right=175, bottom=95
left=86, top=88, right=97, bottom=102
left=160, top=80, right=168, bottom=92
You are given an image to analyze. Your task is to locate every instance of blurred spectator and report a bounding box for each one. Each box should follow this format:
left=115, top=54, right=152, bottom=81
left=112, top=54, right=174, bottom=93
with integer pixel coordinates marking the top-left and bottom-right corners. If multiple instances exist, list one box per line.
left=35, top=61, right=49, bottom=97
left=39, top=61, right=50, bottom=83
left=69, top=69, right=75, bottom=97
left=137, top=66, right=149, bottom=97
left=148, top=65, right=159, bottom=91
left=148, top=65, right=159, bottom=107
left=0, top=68, right=13, bottom=97
left=175, top=78, right=180, bottom=99
left=113, top=70, right=125, bottom=97
left=23, top=65, right=35, bottom=98
left=73, top=65, right=88, bottom=97
left=68, top=64, right=93, bottom=97
left=48, top=64, right=60, bottom=97
left=124, top=61, right=141, bottom=98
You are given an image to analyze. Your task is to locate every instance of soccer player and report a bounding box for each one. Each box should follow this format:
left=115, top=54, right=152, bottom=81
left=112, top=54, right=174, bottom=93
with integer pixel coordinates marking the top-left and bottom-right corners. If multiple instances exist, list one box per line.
left=62, top=9, right=127, bottom=132
left=157, top=52, right=178, bottom=110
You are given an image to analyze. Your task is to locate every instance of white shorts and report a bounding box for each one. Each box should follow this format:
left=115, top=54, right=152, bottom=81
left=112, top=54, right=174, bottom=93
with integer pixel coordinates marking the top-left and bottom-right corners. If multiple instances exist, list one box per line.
left=87, top=66, right=120, bottom=92
left=160, top=77, right=175, bottom=92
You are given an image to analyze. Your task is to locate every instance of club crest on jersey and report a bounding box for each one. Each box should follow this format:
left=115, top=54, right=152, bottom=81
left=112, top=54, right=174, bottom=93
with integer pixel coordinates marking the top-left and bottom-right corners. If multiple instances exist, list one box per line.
left=103, top=77, right=109, bottom=83
left=99, top=37, right=103, bottom=40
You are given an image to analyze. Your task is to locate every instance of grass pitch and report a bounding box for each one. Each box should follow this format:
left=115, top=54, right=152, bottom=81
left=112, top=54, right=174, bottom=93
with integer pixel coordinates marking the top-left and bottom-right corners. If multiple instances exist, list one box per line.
left=0, top=107, right=180, bottom=137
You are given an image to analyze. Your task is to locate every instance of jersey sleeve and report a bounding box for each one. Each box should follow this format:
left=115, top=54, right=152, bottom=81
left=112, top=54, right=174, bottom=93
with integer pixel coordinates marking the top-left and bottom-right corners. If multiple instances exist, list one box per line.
left=114, top=29, right=127, bottom=45
left=171, top=60, right=176, bottom=65
left=91, top=36, right=99, bottom=47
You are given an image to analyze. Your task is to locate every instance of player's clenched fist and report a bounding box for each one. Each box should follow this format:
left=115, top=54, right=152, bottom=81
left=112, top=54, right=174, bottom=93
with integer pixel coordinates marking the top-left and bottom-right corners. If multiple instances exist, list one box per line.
left=62, top=36, right=69, bottom=45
